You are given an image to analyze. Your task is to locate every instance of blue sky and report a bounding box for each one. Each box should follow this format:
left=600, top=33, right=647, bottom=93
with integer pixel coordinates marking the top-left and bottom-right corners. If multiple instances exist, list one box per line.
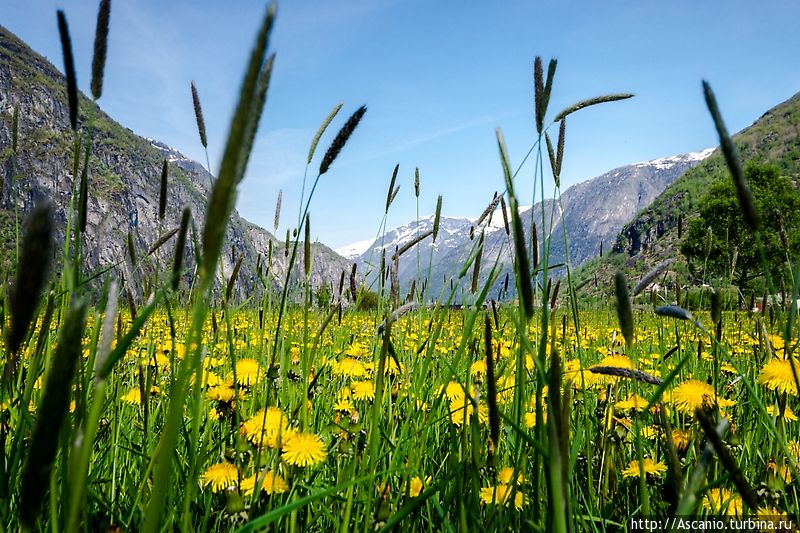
left=4, top=1, right=800, bottom=249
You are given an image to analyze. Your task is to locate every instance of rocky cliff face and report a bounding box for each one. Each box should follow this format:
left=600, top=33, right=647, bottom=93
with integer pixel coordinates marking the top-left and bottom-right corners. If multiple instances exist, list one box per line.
left=0, top=25, right=352, bottom=302
left=343, top=151, right=710, bottom=301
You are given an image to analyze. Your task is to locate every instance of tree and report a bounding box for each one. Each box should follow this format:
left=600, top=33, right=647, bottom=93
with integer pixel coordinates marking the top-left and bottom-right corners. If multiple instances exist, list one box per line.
left=315, top=284, right=332, bottom=308
left=680, top=162, right=800, bottom=291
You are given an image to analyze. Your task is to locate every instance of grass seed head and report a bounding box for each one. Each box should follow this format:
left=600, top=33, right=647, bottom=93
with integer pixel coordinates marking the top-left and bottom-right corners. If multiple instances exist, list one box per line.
left=57, top=11, right=78, bottom=130
left=19, top=298, right=87, bottom=528
left=702, top=81, right=760, bottom=231
left=191, top=81, right=208, bottom=148
left=159, top=159, right=168, bottom=221
left=172, top=208, right=190, bottom=290
left=319, top=105, right=367, bottom=176
left=7, top=203, right=53, bottom=355
left=614, top=271, right=634, bottom=347
left=274, top=189, right=282, bottom=231
left=433, top=195, right=442, bottom=242
left=91, top=0, right=111, bottom=100
left=308, top=102, right=343, bottom=164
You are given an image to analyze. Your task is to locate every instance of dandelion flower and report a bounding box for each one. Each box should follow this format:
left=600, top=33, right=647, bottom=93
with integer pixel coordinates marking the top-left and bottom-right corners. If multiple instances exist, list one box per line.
left=333, top=357, right=367, bottom=378
left=671, top=429, right=691, bottom=451
left=598, top=354, right=633, bottom=369
left=235, top=358, right=261, bottom=386
left=206, top=385, right=236, bottom=402
left=121, top=388, right=142, bottom=405
left=449, top=398, right=488, bottom=426
left=670, top=379, right=735, bottom=415
left=241, top=470, right=288, bottom=496
left=614, top=394, right=648, bottom=412
left=589, top=355, right=634, bottom=385
left=334, top=397, right=354, bottom=412
left=759, top=359, right=800, bottom=396
left=564, top=359, right=600, bottom=390
left=203, top=370, right=224, bottom=387
left=471, top=360, right=487, bottom=377
left=766, top=404, right=798, bottom=421
left=346, top=342, right=368, bottom=357
left=767, top=459, right=793, bottom=485
left=352, top=381, right=375, bottom=401
left=240, top=407, right=295, bottom=448
left=703, top=488, right=742, bottom=516
left=444, top=381, right=468, bottom=401
left=497, top=467, right=523, bottom=485
left=621, top=458, right=667, bottom=478
left=282, top=432, right=327, bottom=467
left=788, top=440, right=800, bottom=459
left=200, top=461, right=238, bottom=492
left=408, top=476, right=430, bottom=498
left=479, top=484, right=524, bottom=510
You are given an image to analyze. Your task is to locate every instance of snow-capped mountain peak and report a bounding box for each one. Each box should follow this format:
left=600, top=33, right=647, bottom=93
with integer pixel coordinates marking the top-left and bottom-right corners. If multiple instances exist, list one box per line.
left=633, top=147, right=714, bottom=170
left=335, top=238, right=375, bottom=260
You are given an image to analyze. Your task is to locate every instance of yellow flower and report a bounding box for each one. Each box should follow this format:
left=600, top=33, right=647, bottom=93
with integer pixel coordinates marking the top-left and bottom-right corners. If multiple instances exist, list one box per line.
left=703, top=488, right=742, bottom=516
left=756, top=507, right=792, bottom=530
left=241, top=470, right=289, bottom=495
left=408, top=475, right=430, bottom=497
left=471, top=360, right=487, bottom=377
left=621, top=458, right=667, bottom=478
left=449, top=398, right=488, bottom=426
left=598, top=354, right=633, bottom=369
left=121, top=386, right=160, bottom=405
left=334, top=397, right=355, bottom=412
left=497, top=467, right=523, bottom=485
left=121, top=388, right=142, bottom=405
left=766, top=404, right=798, bottom=421
left=671, top=429, right=691, bottom=451
left=479, top=484, right=524, bottom=510
left=235, top=358, right=261, bottom=386
left=203, top=371, right=224, bottom=387
left=282, top=432, right=327, bottom=467
left=332, top=358, right=367, bottom=378
left=767, top=459, right=793, bottom=485
left=564, top=359, right=601, bottom=390
left=352, top=381, right=375, bottom=401
left=240, top=408, right=295, bottom=448
left=444, top=381, right=469, bottom=401
left=614, top=394, right=648, bottom=412
left=200, top=461, right=238, bottom=493
left=589, top=355, right=634, bottom=385
left=206, top=385, right=236, bottom=402
left=346, top=342, right=368, bottom=358
left=759, top=358, right=800, bottom=396
left=670, top=380, right=735, bottom=415
left=788, top=440, right=800, bottom=459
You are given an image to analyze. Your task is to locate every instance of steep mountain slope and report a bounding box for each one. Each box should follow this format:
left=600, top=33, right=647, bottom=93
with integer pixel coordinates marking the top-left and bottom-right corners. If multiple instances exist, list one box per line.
left=576, top=90, right=800, bottom=298
left=344, top=150, right=710, bottom=300
left=0, top=25, right=351, bottom=300
left=614, top=92, right=800, bottom=258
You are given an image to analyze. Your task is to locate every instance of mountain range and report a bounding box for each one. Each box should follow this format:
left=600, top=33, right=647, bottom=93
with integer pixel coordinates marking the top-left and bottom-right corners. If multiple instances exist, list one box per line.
left=0, top=25, right=351, bottom=302
left=338, top=150, right=712, bottom=300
